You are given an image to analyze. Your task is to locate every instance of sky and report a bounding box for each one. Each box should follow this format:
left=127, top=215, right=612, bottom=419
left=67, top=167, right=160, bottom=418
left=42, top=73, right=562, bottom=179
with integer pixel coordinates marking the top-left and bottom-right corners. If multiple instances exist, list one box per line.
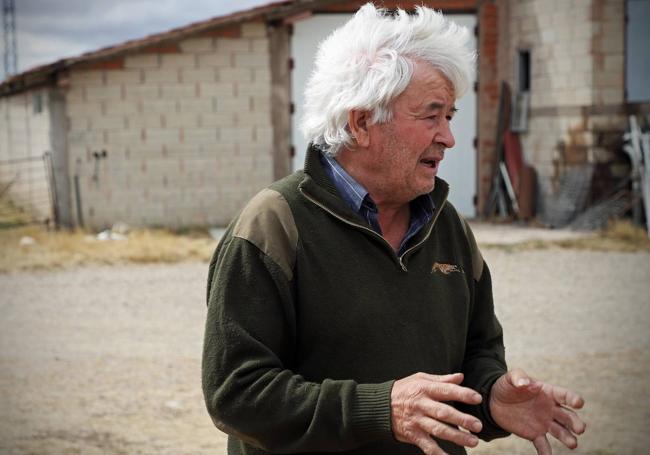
left=5, top=0, right=273, bottom=79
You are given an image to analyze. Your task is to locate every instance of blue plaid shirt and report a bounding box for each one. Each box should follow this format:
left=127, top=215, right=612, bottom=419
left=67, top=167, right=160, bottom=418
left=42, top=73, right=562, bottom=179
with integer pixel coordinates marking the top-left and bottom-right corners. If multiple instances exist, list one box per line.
left=320, top=152, right=435, bottom=255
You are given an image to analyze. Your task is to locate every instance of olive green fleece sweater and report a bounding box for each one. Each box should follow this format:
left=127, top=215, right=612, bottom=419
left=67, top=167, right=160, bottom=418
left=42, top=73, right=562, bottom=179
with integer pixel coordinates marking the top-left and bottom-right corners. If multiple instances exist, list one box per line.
left=202, top=147, right=509, bottom=455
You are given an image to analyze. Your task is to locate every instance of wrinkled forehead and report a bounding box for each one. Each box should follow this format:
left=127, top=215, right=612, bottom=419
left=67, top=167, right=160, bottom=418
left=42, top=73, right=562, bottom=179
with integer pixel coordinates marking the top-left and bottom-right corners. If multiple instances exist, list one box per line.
left=398, top=63, right=456, bottom=111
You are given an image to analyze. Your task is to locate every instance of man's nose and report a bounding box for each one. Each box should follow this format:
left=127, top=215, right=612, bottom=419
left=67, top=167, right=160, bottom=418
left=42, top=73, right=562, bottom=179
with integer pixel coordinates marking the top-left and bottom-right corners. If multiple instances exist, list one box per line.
left=436, top=120, right=455, bottom=149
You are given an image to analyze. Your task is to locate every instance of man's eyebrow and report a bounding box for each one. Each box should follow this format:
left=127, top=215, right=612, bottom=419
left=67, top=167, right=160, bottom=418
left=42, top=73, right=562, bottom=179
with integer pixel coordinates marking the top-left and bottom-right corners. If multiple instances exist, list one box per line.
left=425, top=103, right=458, bottom=113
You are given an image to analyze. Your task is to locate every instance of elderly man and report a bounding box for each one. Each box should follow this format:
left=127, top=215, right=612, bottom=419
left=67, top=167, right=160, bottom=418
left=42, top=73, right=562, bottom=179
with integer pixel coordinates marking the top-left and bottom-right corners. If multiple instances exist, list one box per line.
left=202, top=4, right=585, bottom=455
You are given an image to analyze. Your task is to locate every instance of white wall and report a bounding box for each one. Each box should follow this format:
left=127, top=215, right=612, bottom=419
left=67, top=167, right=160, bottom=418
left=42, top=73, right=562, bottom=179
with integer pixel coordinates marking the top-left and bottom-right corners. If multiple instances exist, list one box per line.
left=291, top=13, right=478, bottom=217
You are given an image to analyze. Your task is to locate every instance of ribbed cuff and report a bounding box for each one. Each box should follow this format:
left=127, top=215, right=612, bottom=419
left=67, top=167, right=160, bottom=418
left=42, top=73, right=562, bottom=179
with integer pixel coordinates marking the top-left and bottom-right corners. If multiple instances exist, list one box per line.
left=351, top=381, right=395, bottom=443
left=478, top=373, right=511, bottom=441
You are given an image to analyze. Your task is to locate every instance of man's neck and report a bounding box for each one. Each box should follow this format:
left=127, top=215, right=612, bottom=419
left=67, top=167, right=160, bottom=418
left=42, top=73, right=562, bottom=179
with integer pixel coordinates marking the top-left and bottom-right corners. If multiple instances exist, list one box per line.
left=377, top=203, right=411, bottom=252
left=333, top=151, right=411, bottom=251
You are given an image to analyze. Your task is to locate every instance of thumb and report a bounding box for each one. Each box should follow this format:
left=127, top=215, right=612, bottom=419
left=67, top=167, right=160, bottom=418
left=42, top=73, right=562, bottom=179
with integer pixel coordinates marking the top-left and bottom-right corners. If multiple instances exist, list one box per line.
left=507, top=368, right=542, bottom=393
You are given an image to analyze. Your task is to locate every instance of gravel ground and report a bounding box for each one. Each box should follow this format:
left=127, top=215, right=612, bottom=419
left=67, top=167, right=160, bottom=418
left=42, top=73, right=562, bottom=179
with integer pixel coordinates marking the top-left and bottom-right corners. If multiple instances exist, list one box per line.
left=1, top=229, right=649, bottom=454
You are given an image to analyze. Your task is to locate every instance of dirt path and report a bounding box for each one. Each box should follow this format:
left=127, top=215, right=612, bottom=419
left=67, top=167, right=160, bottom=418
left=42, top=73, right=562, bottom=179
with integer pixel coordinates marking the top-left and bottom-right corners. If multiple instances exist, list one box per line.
left=1, top=247, right=649, bottom=454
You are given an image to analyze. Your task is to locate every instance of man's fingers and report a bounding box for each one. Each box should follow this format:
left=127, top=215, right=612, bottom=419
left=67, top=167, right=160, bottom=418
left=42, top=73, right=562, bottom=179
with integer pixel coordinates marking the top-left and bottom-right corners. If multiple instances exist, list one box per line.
left=532, top=434, right=552, bottom=455
left=422, top=417, right=480, bottom=448
left=553, top=406, right=586, bottom=435
left=416, top=372, right=464, bottom=385
left=413, top=433, right=447, bottom=455
left=551, top=385, right=584, bottom=409
left=549, top=421, right=578, bottom=449
left=508, top=367, right=533, bottom=387
left=424, top=382, right=482, bottom=404
left=419, top=400, right=483, bottom=433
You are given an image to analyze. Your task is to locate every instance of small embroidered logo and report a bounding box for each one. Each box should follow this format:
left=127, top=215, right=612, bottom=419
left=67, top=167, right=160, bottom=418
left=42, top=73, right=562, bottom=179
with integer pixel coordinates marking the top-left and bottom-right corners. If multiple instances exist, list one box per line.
left=431, top=262, right=462, bottom=275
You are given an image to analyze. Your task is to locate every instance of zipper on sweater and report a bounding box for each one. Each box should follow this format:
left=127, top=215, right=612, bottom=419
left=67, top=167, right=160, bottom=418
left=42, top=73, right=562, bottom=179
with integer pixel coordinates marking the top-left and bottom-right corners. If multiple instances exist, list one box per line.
left=398, top=199, right=447, bottom=270
left=299, top=188, right=406, bottom=270
left=301, top=188, right=446, bottom=272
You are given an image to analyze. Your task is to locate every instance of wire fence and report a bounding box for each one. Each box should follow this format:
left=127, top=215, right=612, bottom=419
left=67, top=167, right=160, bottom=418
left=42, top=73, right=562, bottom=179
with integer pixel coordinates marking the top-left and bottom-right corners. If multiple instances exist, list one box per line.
left=0, top=153, right=55, bottom=228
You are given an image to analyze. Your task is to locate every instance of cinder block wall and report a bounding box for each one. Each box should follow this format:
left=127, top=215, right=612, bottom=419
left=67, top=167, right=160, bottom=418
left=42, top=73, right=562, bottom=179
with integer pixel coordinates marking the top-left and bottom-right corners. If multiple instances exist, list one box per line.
left=490, top=0, right=628, bottom=218
left=65, top=21, right=275, bottom=229
left=0, top=89, right=52, bottom=222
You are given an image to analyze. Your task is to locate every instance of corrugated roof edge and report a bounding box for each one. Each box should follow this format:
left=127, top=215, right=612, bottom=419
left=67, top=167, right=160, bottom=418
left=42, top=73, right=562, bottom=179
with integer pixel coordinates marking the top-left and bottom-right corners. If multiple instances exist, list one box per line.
left=0, top=0, right=341, bottom=96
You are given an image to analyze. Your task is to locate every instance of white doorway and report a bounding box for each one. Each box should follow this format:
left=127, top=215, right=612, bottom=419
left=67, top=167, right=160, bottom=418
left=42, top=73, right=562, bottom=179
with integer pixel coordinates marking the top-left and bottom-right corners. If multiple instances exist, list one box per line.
left=291, top=13, right=477, bottom=217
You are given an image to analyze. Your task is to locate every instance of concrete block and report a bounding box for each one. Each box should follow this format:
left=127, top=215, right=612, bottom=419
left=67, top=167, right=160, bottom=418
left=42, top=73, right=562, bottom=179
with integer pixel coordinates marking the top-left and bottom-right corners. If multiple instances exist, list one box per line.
left=125, top=85, right=160, bottom=100
left=68, top=116, right=90, bottom=131
left=604, top=55, right=624, bottom=72
left=183, top=128, right=218, bottom=144
left=178, top=98, right=213, bottom=113
left=181, top=68, right=217, bottom=83
left=69, top=70, right=104, bottom=86
left=596, top=88, right=624, bottom=104
left=67, top=102, right=104, bottom=117
left=103, top=100, right=139, bottom=116
left=106, top=129, right=142, bottom=145
left=144, top=69, right=180, bottom=83
left=106, top=70, right=142, bottom=84
left=216, top=96, right=250, bottom=113
left=251, top=39, right=269, bottom=53
left=197, top=53, right=232, bottom=68
left=219, top=67, right=253, bottom=83
left=161, top=84, right=197, bottom=99
left=199, top=82, right=235, bottom=97
left=144, top=128, right=181, bottom=145
left=66, top=87, right=85, bottom=103
left=142, top=98, right=178, bottom=114
left=125, top=54, right=159, bottom=69
left=236, top=111, right=271, bottom=127
left=164, top=113, right=200, bottom=128
left=85, top=85, right=121, bottom=101
left=179, top=37, right=214, bottom=53
left=600, top=35, right=624, bottom=53
left=253, top=126, right=273, bottom=145
left=91, top=115, right=126, bottom=130
left=216, top=38, right=251, bottom=53
left=594, top=71, right=623, bottom=88
left=251, top=95, right=270, bottom=113
left=253, top=68, right=271, bottom=83
left=200, top=112, right=237, bottom=127
left=234, top=53, right=270, bottom=68
left=219, top=126, right=254, bottom=144
left=161, top=54, right=196, bottom=69
left=127, top=114, right=163, bottom=129
left=241, top=22, right=266, bottom=38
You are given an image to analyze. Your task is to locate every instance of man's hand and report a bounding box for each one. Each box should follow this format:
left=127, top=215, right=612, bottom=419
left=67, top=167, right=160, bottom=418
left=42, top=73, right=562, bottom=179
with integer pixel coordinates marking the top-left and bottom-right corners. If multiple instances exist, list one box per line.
left=391, top=372, right=484, bottom=455
left=490, top=368, right=586, bottom=455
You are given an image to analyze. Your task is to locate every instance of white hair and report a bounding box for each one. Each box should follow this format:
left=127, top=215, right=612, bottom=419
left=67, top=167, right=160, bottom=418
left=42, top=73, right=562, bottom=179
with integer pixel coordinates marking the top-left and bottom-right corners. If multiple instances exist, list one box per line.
left=301, top=2, right=476, bottom=156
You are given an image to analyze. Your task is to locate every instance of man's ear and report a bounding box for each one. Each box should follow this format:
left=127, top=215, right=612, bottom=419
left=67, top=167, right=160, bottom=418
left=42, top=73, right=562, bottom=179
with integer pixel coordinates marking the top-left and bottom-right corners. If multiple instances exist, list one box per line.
left=347, top=110, right=371, bottom=147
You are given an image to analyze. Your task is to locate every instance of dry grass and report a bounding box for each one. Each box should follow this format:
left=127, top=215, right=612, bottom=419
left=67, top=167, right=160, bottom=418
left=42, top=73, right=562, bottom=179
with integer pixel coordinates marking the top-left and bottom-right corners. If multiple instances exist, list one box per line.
left=483, top=220, right=650, bottom=253
left=1, top=219, right=648, bottom=273
left=0, top=225, right=219, bottom=273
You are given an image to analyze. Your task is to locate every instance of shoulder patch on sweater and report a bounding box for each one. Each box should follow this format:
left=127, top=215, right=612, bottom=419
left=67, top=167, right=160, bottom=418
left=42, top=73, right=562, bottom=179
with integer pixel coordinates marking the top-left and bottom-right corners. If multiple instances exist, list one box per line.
left=232, top=188, right=298, bottom=280
left=459, top=216, right=484, bottom=281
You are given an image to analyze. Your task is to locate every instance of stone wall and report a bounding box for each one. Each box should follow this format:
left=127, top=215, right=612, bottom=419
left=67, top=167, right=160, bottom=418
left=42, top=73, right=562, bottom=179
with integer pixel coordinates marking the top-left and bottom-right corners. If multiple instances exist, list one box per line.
left=65, top=22, right=276, bottom=229
left=486, top=0, right=635, bottom=219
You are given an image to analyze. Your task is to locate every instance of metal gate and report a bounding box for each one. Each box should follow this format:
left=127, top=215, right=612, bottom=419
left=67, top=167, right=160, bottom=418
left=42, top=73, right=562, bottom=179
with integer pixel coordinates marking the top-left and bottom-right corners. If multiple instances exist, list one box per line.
left=0, top=152, right=57, bottom=228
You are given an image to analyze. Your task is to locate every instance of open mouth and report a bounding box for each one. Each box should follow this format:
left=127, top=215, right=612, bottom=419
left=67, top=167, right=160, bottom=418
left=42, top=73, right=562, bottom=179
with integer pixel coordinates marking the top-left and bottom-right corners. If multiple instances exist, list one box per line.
left=420, top=159, right=438, bottom=169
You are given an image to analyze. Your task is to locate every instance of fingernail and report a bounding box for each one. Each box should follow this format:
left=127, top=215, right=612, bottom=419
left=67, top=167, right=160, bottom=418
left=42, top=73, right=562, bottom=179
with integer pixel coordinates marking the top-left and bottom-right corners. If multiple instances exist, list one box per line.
left=472, top=421, right=482, bottom=432
left=516, top=378, right=529, bottom=387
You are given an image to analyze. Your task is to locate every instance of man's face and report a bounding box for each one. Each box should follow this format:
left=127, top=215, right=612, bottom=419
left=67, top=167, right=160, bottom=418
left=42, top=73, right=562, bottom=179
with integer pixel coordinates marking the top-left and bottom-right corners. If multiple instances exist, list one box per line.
left=364, top=63, right=456, bottom=205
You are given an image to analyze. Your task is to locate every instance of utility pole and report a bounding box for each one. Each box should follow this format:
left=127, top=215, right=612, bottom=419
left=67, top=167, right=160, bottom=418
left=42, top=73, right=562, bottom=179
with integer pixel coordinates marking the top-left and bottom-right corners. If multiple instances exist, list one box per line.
left=2, top=0, right=17, bottom=80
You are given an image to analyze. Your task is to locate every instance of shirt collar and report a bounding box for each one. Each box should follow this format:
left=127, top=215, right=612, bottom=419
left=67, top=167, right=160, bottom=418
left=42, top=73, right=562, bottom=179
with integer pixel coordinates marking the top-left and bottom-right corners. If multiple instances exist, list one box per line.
left=319, top=149, right=435, bottom=224
left=320, top=151, right=371, bottom=213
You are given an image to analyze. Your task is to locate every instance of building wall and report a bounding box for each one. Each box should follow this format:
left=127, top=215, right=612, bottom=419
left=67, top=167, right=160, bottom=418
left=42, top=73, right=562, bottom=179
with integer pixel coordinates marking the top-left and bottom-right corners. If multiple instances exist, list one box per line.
left=0, top=89, right=53, bottom=222
left=488, top=0, right=631, bottom=218
left=65, top=21, right=275, bottom=229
